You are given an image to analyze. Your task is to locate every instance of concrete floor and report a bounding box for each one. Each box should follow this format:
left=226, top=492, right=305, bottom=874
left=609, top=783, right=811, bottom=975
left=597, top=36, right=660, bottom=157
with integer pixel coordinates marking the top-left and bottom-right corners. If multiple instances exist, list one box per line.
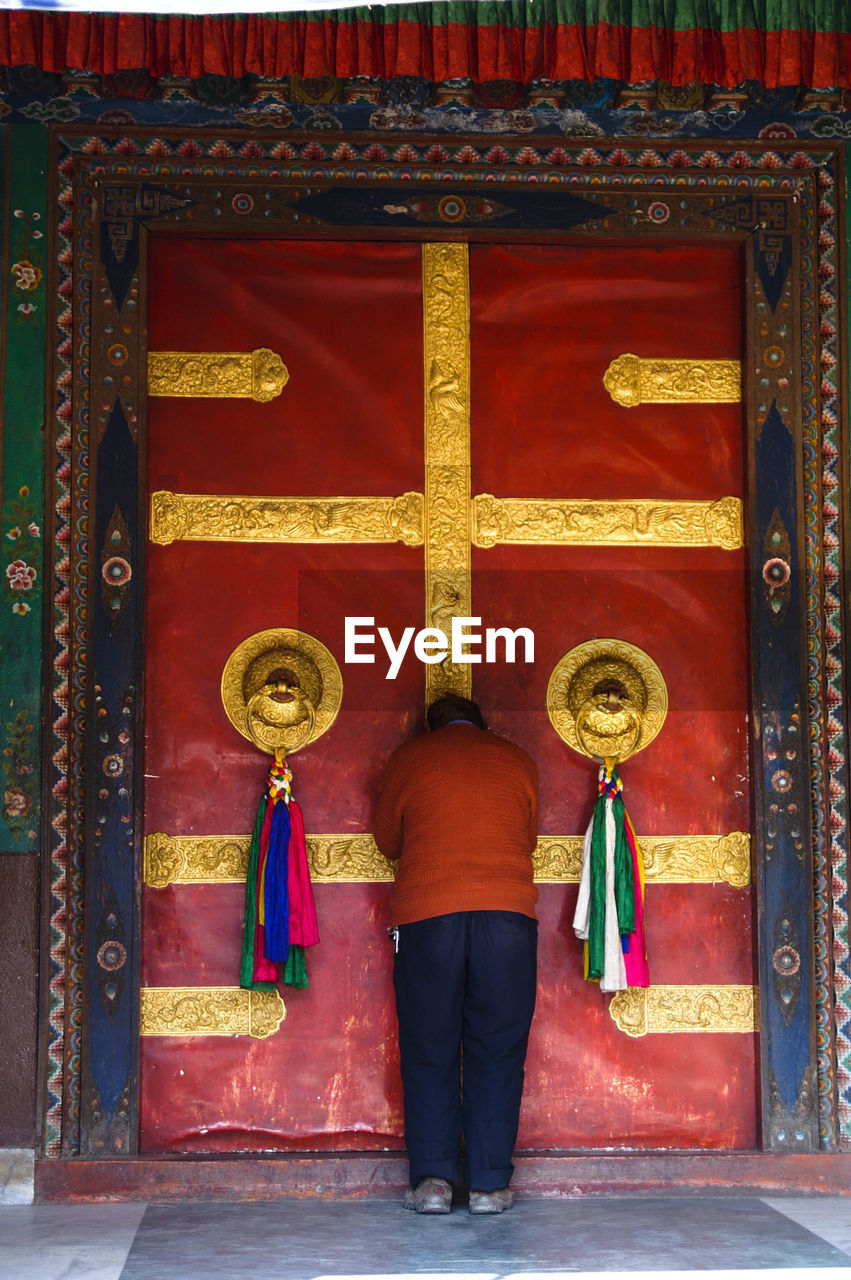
left=2, top=1152, right=850, bottom=1280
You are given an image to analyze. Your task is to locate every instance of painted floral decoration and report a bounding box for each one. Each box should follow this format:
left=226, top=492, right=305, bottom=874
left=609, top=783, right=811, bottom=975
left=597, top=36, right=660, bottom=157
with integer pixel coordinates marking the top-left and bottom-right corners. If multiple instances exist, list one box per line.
left=4, top=485, right=40, bottom=616
left=7, top=559, right=36, bottom=590
left=2, top=708, right=37, bottom=834
left=10, top=209, right=44, bottom=322
left=11, top=259, right=42, bottom=292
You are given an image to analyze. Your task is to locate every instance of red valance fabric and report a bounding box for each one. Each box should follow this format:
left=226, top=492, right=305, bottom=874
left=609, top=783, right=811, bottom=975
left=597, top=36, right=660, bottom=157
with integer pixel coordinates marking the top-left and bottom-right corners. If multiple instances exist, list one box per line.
left=0, top=4, right=849, bottom=89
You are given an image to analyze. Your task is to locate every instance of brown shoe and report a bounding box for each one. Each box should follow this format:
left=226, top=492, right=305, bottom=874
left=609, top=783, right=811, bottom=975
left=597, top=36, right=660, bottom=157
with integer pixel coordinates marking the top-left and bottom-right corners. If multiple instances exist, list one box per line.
left=469, top=1186, right=513, bottom=1214
left=403, top=1176, right=452, bottom=1214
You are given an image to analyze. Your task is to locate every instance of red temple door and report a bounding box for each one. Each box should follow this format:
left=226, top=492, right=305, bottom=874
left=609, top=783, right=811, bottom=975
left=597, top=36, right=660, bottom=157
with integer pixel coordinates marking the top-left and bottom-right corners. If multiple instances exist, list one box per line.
left=141, top=235, right=755, bottom=1154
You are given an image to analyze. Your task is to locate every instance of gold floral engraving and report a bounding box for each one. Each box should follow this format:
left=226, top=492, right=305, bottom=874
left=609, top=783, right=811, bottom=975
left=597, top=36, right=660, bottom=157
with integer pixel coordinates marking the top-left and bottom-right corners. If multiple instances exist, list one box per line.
left=603, top=354, right=741, bottom=407
left=140, top=986, right=285, bottom=1038
left=422, top=244, right=471, bottom=702
left=149, top=490, right=424, bottom=547
left=472, top=494, right=742, bottom=550
left=547, top=639, right=668, bottom=761
left=221, top=628, right=342, bottom=753
left=534, top=832, right=751, bottom=886
left=145, top=831, right=749, bottom=887
left=148, top=348, right=289, bottom=401
left=608, top=985, right=758, bottom=1037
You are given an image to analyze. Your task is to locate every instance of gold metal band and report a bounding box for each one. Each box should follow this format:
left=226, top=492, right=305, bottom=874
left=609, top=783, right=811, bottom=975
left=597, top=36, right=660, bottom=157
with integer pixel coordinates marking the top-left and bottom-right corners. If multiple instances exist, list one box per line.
left=148, top=348, right=289, bottom=401
left=422, top=242, right=472, bottom=702
left=137, top=981, right=756, bottom=1039
left=603, top=355, right=741, bottom=407
left=149, top=490, right=424, bottom=546
left=144, top=830, right=751, bottom=888
left=472, top=494, right=743, bottom=550
left=608, top=984, right=758, bottom=1036
left=139, top=986, right=286, bottom=1038
left=152, top=490, right=741, bottom=551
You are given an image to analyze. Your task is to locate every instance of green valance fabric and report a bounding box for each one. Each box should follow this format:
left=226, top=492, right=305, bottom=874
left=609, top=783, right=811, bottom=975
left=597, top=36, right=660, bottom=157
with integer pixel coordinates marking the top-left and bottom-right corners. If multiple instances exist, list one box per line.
left=0, top=2, right=849, bottom=87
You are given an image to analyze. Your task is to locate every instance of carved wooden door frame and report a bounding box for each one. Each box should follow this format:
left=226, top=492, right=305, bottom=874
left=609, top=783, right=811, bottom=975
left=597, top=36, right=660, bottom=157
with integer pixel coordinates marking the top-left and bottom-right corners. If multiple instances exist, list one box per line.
left=41, top=126, right=847, bottom=1163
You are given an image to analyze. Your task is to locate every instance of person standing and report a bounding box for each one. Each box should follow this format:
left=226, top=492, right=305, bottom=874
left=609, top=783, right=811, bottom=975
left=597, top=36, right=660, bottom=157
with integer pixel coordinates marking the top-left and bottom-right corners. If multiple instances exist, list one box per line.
left=373, top=693, right=539, bottom=1215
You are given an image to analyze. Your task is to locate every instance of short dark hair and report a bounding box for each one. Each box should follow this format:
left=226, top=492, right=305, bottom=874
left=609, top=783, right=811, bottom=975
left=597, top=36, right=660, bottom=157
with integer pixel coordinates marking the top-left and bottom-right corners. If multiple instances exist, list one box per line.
left=426, top=694, right=487, bottom=732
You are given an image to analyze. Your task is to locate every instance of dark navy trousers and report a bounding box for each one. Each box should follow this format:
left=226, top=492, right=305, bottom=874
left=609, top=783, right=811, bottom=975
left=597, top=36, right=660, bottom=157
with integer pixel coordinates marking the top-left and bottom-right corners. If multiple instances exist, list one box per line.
left=393, top=910, right=538, bottom=1192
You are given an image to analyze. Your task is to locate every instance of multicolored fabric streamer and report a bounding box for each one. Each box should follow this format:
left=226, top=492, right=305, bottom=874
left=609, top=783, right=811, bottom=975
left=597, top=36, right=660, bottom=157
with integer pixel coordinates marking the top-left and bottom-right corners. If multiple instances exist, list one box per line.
left=573, top=758, right=649, bottom=992
left=240, top=750, right=319, bottom=992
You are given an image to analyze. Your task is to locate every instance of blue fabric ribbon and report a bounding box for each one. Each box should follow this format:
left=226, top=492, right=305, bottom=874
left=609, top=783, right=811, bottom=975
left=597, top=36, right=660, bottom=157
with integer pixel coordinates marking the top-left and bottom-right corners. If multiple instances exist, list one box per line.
left=264, top=800, right=291, bottom=962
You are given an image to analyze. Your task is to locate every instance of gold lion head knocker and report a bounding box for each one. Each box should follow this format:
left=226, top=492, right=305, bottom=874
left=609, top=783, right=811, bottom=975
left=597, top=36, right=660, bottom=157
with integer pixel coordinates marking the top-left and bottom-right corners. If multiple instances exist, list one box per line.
left=221, top=628, right=342, bottom=757
left=244, top=668, right=317, bottom=756
left=547, top=639, right=667, bottom=763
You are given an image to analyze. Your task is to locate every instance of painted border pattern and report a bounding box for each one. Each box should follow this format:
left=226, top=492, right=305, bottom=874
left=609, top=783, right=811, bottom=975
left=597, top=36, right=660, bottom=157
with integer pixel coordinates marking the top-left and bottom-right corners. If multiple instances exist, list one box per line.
left=45, top=128, right=848, bottom=1155
left=818, top=157, right=851, bottom=1140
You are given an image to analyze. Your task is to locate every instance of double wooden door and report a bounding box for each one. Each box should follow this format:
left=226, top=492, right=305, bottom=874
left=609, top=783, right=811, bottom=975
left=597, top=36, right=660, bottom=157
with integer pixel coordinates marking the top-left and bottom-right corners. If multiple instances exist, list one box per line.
left=141, top=235, right=755, bottom=1152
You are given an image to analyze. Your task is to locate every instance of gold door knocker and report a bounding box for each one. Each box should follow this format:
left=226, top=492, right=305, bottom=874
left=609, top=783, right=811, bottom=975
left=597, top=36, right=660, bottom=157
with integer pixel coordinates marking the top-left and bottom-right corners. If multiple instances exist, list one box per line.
left=244, top=676, right=317, bottom=756
left=548, top=639, right=668, bottom=995
left=546, top=638, right=668, bottom=762
left=221, top=627, right=342, bottom=756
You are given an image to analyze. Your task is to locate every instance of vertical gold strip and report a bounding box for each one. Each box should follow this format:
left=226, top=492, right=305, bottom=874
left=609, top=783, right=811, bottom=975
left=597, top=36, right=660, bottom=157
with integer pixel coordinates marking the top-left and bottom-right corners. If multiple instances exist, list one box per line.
left=422, top=243, right=472, bottom=703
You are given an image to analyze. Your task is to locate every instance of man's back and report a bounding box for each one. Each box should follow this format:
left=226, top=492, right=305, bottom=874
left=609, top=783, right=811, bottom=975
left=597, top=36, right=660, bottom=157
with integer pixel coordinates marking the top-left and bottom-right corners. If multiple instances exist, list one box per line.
left=373, top=722, right=538, bottom=926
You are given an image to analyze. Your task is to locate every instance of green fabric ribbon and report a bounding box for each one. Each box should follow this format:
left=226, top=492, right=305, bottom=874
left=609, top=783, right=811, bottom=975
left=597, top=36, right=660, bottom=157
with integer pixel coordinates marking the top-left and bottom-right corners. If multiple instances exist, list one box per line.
left=586, top=768, right=635, bottom=981
left=240, top=795, right=276, bottom=993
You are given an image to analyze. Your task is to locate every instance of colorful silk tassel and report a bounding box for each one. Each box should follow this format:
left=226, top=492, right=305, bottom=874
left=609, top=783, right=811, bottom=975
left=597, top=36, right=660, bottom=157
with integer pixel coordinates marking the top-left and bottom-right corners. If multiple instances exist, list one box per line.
left=240, top=751, right=319, bottom=991
left=573, top=759, right=649, bottom=992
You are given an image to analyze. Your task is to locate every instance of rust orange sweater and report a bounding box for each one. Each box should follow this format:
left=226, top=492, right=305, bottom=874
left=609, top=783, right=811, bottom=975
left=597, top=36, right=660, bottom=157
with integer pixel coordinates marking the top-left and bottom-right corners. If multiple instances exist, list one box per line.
left=373, top=723, right=539, bottom=926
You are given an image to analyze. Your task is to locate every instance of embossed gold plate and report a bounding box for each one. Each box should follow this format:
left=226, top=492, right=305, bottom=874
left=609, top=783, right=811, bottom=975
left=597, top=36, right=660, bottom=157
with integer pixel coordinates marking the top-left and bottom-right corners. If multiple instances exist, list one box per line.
left=422, top=242, right=472, bottom=702
left=148, top=348, right=289, bottom=402
left=471, top=494, right=742, bottom=551
left=547, top=638, right=667, bottom=761
left=608, top=985, right=758, bottom=1037
left=221, top=628, right=342, bottom=754
left=140, top=986, right=285, bottom=1039
left=603, top=354, right=741, bottom=407
left=149, top=491, right=424, bottom=547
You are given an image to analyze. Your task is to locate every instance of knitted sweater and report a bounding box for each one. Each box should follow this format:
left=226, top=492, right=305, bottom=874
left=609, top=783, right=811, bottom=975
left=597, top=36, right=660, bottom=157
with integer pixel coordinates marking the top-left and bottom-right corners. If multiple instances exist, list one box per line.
left=373, top=722, right=539, bottom=926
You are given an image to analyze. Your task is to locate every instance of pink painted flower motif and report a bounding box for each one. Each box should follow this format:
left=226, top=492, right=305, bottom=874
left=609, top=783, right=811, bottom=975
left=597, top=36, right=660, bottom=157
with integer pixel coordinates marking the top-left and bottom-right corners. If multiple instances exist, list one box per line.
left=17, top=303, right=36, bottom=315
left=6, top=559, right=36, bottom=590
left=28, top=522, right=39, bottom=537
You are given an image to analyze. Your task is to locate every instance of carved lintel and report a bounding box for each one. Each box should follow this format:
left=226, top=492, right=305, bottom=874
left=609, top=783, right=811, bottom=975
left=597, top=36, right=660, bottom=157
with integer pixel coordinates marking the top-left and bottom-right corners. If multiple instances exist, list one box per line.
left=145, top=831, right=751, bottom=887
left=472, top=494, right=743, bottom=550
left=422, top=243, right=471, bottom=702
left=609, top=985, right=759, bottom=1037
left=603, top=354, right=741, bottom=407
left=148, top=347, right=289, bottom=401
left=149, top=490, right=424, bottom=546
left=139, top=986, right=285, bottom=1038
